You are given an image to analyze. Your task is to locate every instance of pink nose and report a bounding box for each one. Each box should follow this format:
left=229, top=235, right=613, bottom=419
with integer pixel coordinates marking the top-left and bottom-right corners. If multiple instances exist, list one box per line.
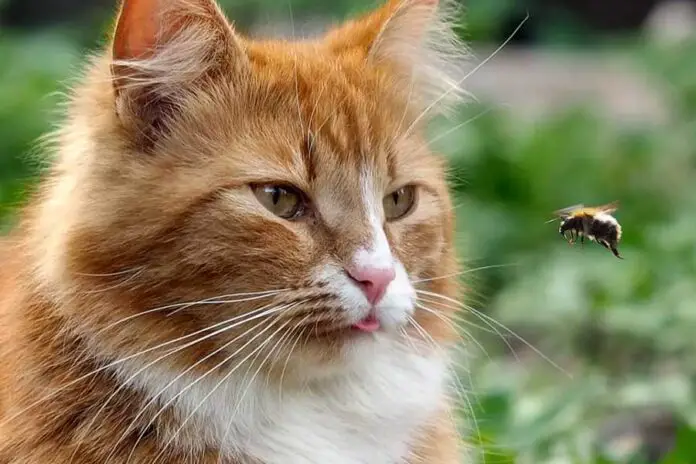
left=346, top=265, right=396, bottom=305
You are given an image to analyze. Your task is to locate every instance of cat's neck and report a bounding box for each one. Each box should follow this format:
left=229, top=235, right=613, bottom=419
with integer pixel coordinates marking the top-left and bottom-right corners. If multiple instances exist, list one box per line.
left=116, top=336, right=449, bottom=463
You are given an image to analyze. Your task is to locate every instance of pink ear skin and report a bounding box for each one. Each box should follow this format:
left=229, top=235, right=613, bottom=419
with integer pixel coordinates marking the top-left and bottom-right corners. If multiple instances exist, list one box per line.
left=112, top=0, right=232, bottom=62
left=109, top=0, right=245, bottom=147
left=112, top=0, right=163, bottom=61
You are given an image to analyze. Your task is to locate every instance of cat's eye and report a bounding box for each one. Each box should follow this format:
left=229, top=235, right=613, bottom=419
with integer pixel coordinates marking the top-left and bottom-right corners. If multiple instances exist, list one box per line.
left=383, top=185, right=417, bottom=221
left=252, top=185, right=305, bottom=219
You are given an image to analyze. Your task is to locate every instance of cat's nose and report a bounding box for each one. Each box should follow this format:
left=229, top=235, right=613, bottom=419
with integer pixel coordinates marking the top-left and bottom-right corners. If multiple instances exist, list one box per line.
left=346, top=265, right=396, bottom=305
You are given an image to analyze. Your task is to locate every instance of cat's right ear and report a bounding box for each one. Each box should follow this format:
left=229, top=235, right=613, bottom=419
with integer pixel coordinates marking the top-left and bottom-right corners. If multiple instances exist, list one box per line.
left=111, top=0, right=248, bottom=147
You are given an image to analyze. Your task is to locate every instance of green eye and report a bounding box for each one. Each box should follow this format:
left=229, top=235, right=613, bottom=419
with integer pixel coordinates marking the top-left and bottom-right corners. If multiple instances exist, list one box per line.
left=383, top=185, right=417, bottom=221
left=252, top=185, right=304, bottom=219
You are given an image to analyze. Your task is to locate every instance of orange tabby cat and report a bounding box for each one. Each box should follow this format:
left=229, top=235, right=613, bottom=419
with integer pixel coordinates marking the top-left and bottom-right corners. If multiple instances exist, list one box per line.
left=0, top=0, right=468, bottom=462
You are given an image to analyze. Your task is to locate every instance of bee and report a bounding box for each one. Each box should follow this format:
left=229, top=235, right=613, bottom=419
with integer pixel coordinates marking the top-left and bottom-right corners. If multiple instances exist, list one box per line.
left=553, top=201, right=623, bottom=259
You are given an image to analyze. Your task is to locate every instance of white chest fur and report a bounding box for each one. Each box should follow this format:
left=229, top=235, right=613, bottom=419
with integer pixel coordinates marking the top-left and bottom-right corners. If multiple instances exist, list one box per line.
left=120, top=337, right=449, bottom=464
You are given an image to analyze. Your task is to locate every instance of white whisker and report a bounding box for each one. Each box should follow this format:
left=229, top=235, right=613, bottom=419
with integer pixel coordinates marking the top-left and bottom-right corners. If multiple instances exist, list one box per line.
left=411, top=263, right=518, bottom=284
left=79, top=267, right=146, bottom=295
left=216, top=320, right=295, bottom=463
left=76, top=304, right=292, bottom=463
left=402, top=13, right=530, bottom=139
left=307, top=78, right=328, bottom=133
left=165, top=292, right=287, bottom=317
left=415, top=303, right=490, bottom=360
left=416, top=289, right=570, bottom=377
left=112, top=304, right=299, bottom=463
left=416, top=294, right=497, bottom=336
left=418, top=292, right=523, bottom=365
left=288, top=0, right=305, bottom=140
left=74, top=267, right=145, bottom=278
left=150, top=316, right=295, bottom=463
left=399, top=326, right=419, bottom=353
left=406, top=315, right=482, bottom=462
left=277, top=314, right=311, bottom=404
left=422, top=107, right=493, bottom=150
left=391, top=71, right=418, bottom=147
left=98, top=289, right=288, bottom=333
left=0, top=300, right=288, bottom=431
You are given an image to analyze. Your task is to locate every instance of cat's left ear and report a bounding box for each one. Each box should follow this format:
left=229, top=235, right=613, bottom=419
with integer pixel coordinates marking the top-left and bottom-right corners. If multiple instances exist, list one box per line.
left=325, top=0, right=467, bottom=114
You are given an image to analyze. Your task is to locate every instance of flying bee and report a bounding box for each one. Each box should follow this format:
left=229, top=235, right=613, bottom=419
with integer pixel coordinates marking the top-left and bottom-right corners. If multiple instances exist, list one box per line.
left=552, top=201, right=623, bottom=259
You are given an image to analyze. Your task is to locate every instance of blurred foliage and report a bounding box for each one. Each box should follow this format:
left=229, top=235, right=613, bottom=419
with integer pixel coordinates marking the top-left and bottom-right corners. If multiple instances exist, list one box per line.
left=433, top=37, right=696, bottom=463
left=0, top=32, right=80, bottom=221
left=1, top=1, right=696, bottom=463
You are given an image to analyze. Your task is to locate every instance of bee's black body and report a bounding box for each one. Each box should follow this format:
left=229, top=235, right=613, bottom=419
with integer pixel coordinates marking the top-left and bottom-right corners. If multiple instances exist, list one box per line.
left=555, top=202, right=623, bottom=259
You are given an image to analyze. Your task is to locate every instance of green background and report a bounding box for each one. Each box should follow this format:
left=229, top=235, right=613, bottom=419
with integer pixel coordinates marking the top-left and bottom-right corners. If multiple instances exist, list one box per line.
left=2, top=0, right=696, bottom=462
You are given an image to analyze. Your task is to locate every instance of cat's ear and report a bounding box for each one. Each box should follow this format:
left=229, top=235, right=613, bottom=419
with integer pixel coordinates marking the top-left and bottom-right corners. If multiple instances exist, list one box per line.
left=111, top=0, right=248, bottom=146
left=325, top=0, right=468, bottom=114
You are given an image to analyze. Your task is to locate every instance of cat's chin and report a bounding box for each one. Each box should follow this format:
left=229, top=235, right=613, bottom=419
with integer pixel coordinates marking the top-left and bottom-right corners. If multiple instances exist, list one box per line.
left=310, top=313, right=406, bottom=343
left=278, top=329, right=408, bottom=383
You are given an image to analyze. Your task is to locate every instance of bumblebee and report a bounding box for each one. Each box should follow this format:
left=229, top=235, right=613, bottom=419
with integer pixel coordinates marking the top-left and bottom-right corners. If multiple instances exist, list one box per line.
left=554, top=201, right=623, bottom=259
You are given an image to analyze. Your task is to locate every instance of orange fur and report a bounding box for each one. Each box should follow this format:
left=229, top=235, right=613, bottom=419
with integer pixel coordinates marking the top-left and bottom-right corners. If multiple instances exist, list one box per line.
left=0, top=0, right=468, bottom=462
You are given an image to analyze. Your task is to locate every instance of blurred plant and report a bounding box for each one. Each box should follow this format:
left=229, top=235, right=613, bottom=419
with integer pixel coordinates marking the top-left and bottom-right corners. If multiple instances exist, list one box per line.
left=0, top=32, right=78, bottom=222
left=432, top=36, right=696, bottom=462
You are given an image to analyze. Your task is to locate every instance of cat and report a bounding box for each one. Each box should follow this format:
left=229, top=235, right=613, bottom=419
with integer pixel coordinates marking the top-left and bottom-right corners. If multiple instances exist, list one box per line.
left=0, top=0, right=469, bottom=462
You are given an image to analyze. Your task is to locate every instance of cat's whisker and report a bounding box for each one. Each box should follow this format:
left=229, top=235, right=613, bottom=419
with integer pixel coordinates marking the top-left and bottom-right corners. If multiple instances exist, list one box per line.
left=392, top=71, right=418, bottom=146
left=399, top=325, right=471, bottom=430
left=80, top=267, right=146, bottom=295
left=313, top=92, right=351, bottom=136
left=149, top=317, right=295, bottom=464
left=406, top=315, right=482, bottom=458
left=277, top=315, right=312, bottom=404
left=406, top=315, right=467, bottom=373
left=420, top=107, right=493, bottom=151
left=0, top=301, right=289, bottom=431
left=411, top=262, right=518, bottom=284
left=417, top=292, right=525, bottom=365
left=216, top=320, right=297, bottom=464
left=287, top=0, right=306, bottom=141
left=117, top=309, right=295, bottom=464
left=165, top=292, right=290, bottom=317
left=401, top=14, right=530, bottom=140
left=416, top=294, right=497, bottom=336
left=307, top=78, right=328, bottom=138
left=410, top=306, right=473, bottom=355
left=416, top=289, right=571, bottom=377
left=446, top=371, right=483, bottom=464
left=406, top=315, right=438, bottom=353
left=74, top=266, right=145, bottom=277
left=70, top=302, right=295, bottom=464
left=406, top=316, right=470, bottom=402
left=97, top=289, right=288, bottom=333
left=415, top=303, right=490, bottom=361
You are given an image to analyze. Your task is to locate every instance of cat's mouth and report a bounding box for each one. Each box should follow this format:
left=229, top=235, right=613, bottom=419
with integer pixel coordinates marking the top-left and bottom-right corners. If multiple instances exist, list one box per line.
left=351, top=313, right=381, bottom=333
left=309, top=312, right=383, bottom=339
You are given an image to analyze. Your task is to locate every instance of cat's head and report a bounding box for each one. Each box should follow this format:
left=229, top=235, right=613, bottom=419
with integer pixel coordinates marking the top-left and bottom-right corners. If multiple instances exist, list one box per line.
left=32, top=0, right=467, bottom=378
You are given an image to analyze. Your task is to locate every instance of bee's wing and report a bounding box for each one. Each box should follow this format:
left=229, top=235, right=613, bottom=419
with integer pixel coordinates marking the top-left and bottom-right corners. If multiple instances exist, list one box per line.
left=595, top=200, right=620, bottom=214
left=553, top=204, right=584, bottom=218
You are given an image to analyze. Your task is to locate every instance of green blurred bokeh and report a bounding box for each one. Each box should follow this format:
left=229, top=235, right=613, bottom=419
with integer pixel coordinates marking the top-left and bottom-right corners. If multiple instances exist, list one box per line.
left=2, top=0, right=695, bottom=462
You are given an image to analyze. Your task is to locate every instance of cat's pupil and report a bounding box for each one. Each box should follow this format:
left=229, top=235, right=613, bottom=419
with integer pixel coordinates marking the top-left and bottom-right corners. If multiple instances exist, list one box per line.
left=392, top=191, right=400, bottom=205
left=272, top=187, right=282, bottom=205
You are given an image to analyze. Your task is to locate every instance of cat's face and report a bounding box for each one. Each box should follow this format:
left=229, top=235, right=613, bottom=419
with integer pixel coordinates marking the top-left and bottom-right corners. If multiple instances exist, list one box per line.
left=41, top=0, right=464, bottom=378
